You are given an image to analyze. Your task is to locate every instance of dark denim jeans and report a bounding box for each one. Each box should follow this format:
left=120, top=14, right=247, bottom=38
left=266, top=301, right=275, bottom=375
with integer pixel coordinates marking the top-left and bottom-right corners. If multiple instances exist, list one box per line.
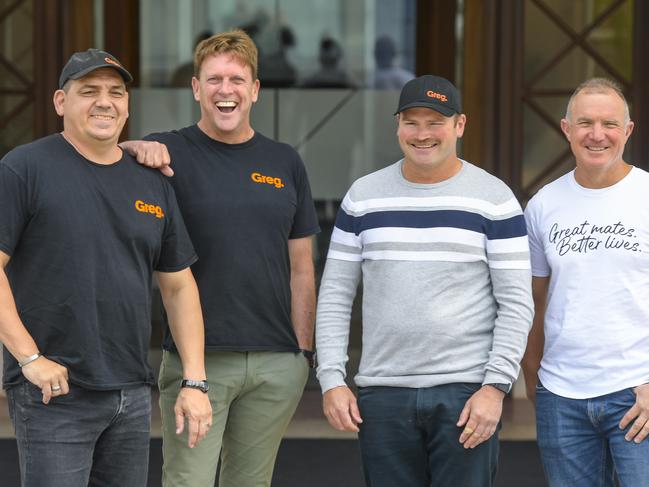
left=7, top=381, right=151, bottom=487
left=357, top=383, right=499, bottom=487
left=536, top=383, right=649, bottom=487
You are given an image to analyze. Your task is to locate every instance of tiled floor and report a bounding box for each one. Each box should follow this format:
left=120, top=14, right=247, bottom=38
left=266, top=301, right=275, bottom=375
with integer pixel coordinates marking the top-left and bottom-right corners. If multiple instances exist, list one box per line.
left=0, top=388, right=536, bottom=440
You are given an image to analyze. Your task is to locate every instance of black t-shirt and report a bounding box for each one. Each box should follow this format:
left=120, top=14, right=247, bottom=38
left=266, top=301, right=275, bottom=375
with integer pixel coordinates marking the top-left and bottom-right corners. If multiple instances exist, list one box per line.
left=145, top=126, right=320, bottom=352
left=0, top=134, right=197, bottom=389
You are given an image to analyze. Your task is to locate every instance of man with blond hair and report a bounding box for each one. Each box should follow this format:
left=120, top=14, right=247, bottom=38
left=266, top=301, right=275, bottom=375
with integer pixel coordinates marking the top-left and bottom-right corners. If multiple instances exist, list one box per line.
left=123, top=30, right=319, bottom=486
left=523, top=78, right=649, bottom=486
left=0, top=49, right=211, bottom=487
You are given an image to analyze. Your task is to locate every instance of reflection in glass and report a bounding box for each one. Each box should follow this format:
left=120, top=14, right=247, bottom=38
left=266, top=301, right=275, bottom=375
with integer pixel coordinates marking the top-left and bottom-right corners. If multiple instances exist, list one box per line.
left=301, top=37, right=357, bottom=89
left=169, top=30, right=213, bottom=88
left=373, top=35, right=415, bottom=89
left=139, top=0, right=416, bottom=90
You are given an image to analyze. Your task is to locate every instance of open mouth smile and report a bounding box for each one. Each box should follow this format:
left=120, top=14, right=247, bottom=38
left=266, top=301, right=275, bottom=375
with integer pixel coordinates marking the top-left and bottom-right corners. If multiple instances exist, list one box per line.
left=216, top=101, right=237, bottom=113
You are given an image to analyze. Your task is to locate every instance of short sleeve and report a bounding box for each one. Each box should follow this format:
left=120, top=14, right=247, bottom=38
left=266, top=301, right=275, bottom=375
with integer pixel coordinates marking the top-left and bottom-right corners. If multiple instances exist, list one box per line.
left=0, top=158, right=30, bottom=256
left=289, top=153, right=320, bottom=239
left=155, top=181, right=198, bottom=272
left=524, top=197, right=550, bottom=277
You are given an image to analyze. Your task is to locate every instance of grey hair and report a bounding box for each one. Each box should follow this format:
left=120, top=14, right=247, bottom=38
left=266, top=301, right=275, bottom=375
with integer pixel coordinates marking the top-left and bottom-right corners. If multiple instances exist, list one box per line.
left=565, top=77, right=630, bottom=124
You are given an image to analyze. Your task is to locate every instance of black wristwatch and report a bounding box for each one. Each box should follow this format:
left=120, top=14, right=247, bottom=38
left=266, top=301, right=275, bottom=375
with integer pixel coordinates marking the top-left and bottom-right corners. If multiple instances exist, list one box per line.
left=301, top=349, right=316, bottom=369
left=485, top=383, right=510, bottom=394
left=181, top=379, right=209, bottom=393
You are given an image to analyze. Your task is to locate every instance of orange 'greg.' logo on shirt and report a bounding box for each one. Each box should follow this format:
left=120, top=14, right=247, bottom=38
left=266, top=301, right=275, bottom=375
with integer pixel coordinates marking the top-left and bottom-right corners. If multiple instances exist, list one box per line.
left=251, top=172, right=284, bottom=189
left=426, top=90, right=448, bottom=102
left=135, top=200, right=165, bottom=219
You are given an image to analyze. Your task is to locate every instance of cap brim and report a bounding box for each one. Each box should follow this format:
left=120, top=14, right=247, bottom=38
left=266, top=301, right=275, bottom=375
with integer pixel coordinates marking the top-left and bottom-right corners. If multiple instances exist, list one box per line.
left=394, top=101, right=456, bottom=117
left=63, top=64, right=133, bottom=87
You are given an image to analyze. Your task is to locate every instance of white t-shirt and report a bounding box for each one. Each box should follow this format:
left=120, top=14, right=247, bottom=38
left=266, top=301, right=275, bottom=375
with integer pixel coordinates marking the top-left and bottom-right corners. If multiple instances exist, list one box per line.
left=525, top=167, right=649, bottom=399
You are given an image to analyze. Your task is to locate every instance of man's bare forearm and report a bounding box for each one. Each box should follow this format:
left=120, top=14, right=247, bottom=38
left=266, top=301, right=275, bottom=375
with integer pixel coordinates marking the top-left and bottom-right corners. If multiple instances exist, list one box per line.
left=0, top=253, right=40, bottom=362
left=289, top=237, right=316, bottom=350
left=291, top=269, right=316, bottom=350
left=521, top=276, right=550, bottom=400
left=157, top=269, right=206, bottom=379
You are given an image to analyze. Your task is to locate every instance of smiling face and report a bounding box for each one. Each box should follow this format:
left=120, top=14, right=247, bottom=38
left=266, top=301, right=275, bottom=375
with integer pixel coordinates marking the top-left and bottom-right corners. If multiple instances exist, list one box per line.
left=53, top=68, right=129, bottom=147
left=561, top=89, right=633, bottom=182
left=397, top=107, right=465, bottom=183
left=193, top=52, right=260, bottom=144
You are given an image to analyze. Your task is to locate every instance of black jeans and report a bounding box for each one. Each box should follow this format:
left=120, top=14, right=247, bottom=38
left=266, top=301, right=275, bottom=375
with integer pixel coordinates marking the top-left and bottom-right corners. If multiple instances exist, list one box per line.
left=8, top=381, right=151, bottom=487
left=357, top=383, right=499, bottom=487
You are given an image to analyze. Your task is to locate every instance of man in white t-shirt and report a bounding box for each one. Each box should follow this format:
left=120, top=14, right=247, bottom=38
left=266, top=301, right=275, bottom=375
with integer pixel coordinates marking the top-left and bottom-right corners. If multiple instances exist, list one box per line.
left=522, top=78, right=649, bottom=486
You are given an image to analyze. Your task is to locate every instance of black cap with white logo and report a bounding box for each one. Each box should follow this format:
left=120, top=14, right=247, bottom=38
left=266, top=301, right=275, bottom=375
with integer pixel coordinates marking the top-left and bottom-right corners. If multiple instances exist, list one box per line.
left=394, top=75, right=461, bottom=117
left=59, top=48, right=133, bottom=89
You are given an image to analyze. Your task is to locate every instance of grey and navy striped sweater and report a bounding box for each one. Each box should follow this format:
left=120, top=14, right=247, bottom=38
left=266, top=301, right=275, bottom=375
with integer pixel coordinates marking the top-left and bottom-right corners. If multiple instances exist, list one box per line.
left=316, top=159, right=534, bottom=392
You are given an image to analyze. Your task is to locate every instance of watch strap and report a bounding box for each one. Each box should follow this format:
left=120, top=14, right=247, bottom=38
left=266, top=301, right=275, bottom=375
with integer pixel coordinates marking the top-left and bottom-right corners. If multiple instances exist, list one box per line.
left=300, top=349, right=316, bottom=368
left=485, top=383, right=510, bottom=394
left=180, top=379, right=209, bottom=393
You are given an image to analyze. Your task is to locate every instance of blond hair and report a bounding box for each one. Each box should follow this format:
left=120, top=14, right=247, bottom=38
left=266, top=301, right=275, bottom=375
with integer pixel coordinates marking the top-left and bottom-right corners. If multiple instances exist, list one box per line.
left=194, top=29, right=258, bottom=80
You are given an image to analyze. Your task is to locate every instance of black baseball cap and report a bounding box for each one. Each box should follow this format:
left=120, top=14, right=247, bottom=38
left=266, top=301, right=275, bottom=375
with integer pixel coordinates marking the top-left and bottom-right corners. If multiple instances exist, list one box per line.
left=394, top=75, right=461, bottom=116
left=59, top=48, right=133, bottom=89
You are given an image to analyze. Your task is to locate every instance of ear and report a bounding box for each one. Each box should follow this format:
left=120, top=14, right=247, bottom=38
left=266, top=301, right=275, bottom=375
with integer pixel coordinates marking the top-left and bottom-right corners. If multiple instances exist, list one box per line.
left=53, top=89, right=66, bottom=117
left=560, top=118, right=571, bottom=141
left=251, top=78, right=260, bottom=103
left=455, top=114, right=467, bottom=138
left=191, top=76, right=200, bottom=102
left=625, top=120, right=635, bottom=138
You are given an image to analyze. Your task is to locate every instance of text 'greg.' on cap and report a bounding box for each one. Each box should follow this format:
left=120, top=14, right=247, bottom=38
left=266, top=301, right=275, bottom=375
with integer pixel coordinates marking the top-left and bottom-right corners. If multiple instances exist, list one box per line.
left=394, top=75, right=461, bottom=117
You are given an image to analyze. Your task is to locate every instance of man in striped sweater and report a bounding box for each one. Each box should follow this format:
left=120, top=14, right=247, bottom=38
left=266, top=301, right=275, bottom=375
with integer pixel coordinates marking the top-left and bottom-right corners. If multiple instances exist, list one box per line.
left=315, top=75, right=533, bottom=487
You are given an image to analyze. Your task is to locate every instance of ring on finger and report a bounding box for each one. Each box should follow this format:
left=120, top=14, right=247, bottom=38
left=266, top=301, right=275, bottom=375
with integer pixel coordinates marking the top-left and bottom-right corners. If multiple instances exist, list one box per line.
left=463, top=427, right=475, bottom=435
left=51, top=385, right=61, bottom=391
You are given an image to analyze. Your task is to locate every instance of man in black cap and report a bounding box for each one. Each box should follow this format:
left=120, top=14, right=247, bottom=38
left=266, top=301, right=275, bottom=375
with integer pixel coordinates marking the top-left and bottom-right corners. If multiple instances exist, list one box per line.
left=315, top=75, right=533, bottom=486
left=0, top=49, right=211, bottom=486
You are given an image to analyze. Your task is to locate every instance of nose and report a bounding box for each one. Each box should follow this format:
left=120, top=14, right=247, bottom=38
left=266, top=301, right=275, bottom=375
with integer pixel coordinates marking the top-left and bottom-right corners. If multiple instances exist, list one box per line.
left=95, top=91, right=112, bottom=107
left=218, top=78, right=234, bottom=94
left=589, top=123, right=605, bottom=141
left=415, top=126, right=433, bottom=140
